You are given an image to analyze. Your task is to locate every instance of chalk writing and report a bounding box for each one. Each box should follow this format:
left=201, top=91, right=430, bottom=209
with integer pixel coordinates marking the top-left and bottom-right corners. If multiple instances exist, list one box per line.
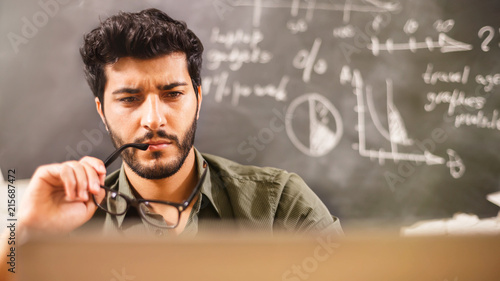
left=207, top=27, right=272, bottom=71
left=203, top=72, right=289, bottom=106
left=446, top=149, right=465, bottom=179
left=206, top=46, right=272, bottom=71
left=422, top=64, right=470, bottom=85
left=231, top=0, right=401, bottom=28
left=368, top=19, right=473, bottom=55
left=333, top=25, right=356, bottom=38
left=478, top=26, right=500, bottom=52
left=475, top=72, right=500, bottom=93
left=369, top=33, right=473, bottom=55
left=454, top=110, right=500, bottom=131
left=434, top=19, right=455, bottom=33
left=287, top=18, right=308, bottom=34
left=403, top=19, right=419, bottom=35
left=290, top=0, right=316, bottom=21
left=424, top=90, right=486, bottom=116
left=293, top=38, right=328, bottom=83
left=210, top=28, right=264, bottom=49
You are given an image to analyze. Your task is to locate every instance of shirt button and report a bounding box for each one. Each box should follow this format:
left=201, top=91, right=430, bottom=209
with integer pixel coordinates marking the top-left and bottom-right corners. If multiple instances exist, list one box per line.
left=155, top=229, right=164, bottom=236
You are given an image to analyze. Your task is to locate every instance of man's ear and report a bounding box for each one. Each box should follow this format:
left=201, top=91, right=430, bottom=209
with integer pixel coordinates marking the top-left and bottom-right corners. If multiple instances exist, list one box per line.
left=196, top=86, right=202, bottom=120
left=95, top=97, right=108, bottom=132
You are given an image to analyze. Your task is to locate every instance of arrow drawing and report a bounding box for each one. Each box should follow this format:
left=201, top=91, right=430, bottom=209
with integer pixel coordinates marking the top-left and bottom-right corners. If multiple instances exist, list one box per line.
left=368, top=33, right=473, bottom=56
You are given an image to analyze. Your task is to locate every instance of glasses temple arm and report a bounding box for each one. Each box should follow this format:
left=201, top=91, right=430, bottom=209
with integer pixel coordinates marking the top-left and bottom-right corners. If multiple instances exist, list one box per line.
left=103, top=143, right=149, bottom=167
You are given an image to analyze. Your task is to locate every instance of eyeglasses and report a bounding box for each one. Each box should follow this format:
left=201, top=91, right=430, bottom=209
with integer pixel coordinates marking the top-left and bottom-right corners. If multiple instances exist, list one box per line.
left=92, top=143, right=207, bottom=229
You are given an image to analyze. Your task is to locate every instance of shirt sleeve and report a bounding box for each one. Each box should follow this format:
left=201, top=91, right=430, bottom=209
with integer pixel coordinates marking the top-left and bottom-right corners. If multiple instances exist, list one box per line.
left=273, top=172, right=344, bottom=236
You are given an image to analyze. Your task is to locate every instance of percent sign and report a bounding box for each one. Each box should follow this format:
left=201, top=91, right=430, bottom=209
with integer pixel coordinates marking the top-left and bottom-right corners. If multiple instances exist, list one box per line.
left=293, top=38, right=328, bottom=83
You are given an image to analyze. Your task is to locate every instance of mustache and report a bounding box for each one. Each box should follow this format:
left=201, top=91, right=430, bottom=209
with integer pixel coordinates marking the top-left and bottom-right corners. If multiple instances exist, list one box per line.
left=134, top=130, right=179, bottom=145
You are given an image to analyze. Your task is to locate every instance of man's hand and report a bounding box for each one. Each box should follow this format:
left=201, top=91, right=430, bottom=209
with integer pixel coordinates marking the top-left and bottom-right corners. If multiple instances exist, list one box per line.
left=17, top=156, right=107, bottom=243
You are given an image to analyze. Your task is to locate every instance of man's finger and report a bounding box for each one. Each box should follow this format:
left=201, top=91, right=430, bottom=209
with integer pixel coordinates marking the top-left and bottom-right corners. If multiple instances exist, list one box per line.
left=67, top=161, right=90, bottom=201
left=81, top=161, right=101, bottom=195
left=60, top=162, right=78, bottom=200
left=80, top=156, right=106, bottom=187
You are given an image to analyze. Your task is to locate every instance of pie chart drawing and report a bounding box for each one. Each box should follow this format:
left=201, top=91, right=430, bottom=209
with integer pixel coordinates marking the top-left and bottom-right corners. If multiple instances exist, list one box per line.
left=285, top=93, right=343, bottom=157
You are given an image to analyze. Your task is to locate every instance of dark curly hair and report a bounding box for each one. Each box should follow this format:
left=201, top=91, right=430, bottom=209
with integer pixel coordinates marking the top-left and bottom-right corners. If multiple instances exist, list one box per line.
left=80, top=8, right=204, bottom=108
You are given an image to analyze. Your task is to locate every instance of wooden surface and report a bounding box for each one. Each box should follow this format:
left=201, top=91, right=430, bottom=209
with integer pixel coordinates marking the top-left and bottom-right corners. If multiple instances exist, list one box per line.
left=18, top=233, right=500, bottom=281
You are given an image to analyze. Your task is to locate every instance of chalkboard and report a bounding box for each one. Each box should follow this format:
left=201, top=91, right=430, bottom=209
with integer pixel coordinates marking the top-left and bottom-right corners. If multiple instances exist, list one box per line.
left=1, top=0, right=500, bottom=229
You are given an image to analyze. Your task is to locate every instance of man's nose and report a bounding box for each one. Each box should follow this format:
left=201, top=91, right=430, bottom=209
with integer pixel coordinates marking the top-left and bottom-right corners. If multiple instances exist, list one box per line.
left=140, top=95, right=166, bottom=130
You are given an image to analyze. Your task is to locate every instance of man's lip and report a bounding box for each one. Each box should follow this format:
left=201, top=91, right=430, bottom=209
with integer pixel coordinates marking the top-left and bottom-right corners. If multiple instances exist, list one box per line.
left=145, top=141, right=170, bottom=145
left=146, top=143, right=170, bottom=151
left=143, top=140, right=172, bottom=150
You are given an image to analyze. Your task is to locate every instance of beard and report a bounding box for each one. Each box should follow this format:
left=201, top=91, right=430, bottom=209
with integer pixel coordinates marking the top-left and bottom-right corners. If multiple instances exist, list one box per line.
left=106, top=116, right=197, bottom=180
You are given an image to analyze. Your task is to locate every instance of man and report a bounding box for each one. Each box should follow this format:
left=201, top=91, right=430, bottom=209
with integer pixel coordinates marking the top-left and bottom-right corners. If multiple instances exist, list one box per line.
left=11, top=8, right=342, bottom=243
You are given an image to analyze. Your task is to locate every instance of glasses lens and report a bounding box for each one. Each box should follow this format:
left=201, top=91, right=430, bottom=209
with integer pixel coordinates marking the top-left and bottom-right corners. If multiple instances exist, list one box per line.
left=138, top=202, right=181, bottom=228
left=96, top=188, right=128, bottom=215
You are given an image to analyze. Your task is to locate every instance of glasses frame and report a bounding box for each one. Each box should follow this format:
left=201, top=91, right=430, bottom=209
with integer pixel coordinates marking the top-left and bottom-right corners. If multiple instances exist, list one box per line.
left=92, top=143, right=207, bottom=229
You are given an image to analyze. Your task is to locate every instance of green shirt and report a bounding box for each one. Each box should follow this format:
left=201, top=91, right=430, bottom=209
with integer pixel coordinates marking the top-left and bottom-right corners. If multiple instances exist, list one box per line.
left=87, top=148, right=342, bottom=237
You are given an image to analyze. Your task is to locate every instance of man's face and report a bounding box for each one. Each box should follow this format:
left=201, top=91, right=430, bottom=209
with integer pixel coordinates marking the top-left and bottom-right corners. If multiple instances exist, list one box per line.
left=96, top=53, right=202, bottom=179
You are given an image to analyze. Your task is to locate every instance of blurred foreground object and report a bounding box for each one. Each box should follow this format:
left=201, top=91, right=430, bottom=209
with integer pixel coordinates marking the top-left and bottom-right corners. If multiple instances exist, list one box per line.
left=402, top=191, right=500, bottom=236
left=19, top=232, right=500, bottom=281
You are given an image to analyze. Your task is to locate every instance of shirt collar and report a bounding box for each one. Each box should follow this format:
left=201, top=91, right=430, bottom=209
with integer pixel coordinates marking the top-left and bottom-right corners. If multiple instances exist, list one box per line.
left=113, top=164, right=134, bottom=228
left=193, top=147, right=221, bottom=216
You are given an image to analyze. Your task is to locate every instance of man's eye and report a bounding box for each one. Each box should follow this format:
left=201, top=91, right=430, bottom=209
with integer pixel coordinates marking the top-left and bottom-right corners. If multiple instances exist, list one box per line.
left=119, top=97, right=138, bottom=103
left=165, top=92, right=182, bottom=98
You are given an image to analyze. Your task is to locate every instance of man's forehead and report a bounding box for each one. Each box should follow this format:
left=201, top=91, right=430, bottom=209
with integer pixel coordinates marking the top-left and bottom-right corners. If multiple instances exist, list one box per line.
left=104, top=53, right=190, bottom=87
left=105, top=52, right=188, bottom=75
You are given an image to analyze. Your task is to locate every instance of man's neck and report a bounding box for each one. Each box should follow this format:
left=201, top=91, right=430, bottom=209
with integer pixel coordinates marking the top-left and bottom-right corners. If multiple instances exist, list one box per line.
left=123, top=149, right=198, bottom=203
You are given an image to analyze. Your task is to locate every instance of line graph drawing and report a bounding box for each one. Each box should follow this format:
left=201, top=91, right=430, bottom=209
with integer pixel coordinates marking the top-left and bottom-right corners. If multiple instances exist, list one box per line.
left=285, top=93, right=343, bottom=157
left=366, top=79, right=413, bottom=158
left=340, top=65, right=465, bottom=178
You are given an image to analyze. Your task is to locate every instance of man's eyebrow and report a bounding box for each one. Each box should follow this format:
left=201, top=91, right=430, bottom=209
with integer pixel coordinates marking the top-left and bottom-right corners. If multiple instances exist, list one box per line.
left=112, top=88, right=141, bottom=95
left=158, top=82, right=189, bottom=90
